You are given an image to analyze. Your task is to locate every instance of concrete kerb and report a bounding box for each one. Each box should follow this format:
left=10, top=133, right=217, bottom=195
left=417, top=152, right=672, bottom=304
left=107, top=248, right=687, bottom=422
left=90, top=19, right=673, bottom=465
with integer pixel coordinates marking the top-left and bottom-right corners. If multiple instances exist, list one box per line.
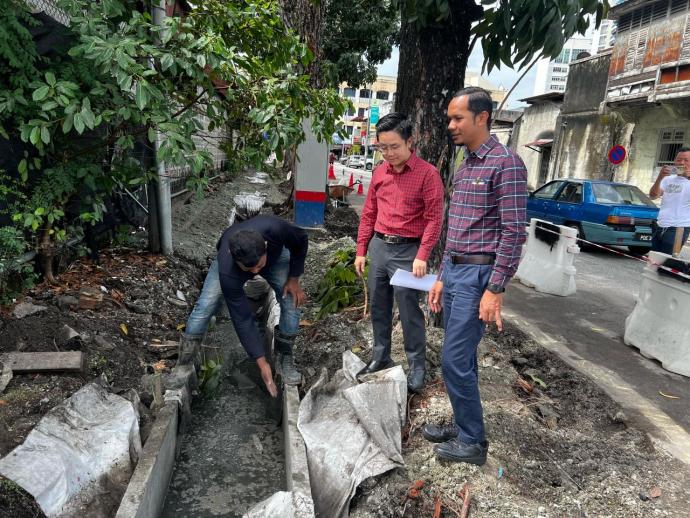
left=115, top=401, right=179, bottom=518
left=504, top=309, right=690, bottom=467
left=283, top=385, right=315, bottom=516
left=115, top=362, right=197, bottom=517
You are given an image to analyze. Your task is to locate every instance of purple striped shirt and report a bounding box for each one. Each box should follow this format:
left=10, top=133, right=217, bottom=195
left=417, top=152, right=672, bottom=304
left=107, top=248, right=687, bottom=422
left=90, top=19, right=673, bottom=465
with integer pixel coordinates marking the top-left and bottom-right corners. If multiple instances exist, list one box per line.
left=441, top=135, right=528, bottom=288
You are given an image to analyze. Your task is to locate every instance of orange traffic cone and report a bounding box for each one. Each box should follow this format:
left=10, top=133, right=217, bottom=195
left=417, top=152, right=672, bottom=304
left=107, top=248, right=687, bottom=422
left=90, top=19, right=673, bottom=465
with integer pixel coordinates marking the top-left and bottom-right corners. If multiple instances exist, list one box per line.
left=328, top=163, right=336, bottom=181
left=348, top=173, right=354, bottom=188
left=357, top=177, right=364, bottom=196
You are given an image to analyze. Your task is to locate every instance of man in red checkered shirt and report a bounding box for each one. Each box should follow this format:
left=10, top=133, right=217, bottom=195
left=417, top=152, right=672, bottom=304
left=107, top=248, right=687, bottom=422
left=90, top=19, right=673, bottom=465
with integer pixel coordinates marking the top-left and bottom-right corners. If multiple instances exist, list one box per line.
left=354, top=112, right=445, bottom=393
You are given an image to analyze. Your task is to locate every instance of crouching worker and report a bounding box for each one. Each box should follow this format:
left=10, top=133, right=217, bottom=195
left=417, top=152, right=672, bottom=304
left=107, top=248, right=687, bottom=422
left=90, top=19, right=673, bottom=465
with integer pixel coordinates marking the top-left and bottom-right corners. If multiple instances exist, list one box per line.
left=179, top=214, right=308, bottom=396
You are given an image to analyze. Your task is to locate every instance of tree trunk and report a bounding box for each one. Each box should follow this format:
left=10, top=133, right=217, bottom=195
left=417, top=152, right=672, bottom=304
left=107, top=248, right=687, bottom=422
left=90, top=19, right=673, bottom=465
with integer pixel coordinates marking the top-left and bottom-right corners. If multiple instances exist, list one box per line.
left=395, top=1, right=478, bottom=272
left=39, top=224, right=56, bottom=284
left=279, top=0, right=326, bottom=88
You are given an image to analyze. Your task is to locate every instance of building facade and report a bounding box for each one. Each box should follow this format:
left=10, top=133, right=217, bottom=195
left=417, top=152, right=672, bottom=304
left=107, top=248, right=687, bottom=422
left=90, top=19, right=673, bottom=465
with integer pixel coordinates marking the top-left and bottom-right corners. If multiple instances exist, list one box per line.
left=604, top=0, right=690, bottom=191
left=509, top=93, right=564, bottom=189
left=338, top=75, right=397, bottom=150
left=533, top=33, right=597, bottom=95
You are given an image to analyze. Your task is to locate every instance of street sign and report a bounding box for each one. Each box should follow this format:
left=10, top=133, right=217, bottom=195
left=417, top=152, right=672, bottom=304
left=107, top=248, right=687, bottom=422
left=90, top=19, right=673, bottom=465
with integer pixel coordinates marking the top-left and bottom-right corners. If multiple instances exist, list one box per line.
left=608, top=145, right=626, bottom=165
left=370, top=106, right=379, bottom=125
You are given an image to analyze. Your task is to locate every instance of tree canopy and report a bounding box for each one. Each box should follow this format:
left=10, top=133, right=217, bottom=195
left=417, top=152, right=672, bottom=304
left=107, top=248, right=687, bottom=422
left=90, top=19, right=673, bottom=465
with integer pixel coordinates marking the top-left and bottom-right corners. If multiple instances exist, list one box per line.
left=0, top=0, right=346, bottom=283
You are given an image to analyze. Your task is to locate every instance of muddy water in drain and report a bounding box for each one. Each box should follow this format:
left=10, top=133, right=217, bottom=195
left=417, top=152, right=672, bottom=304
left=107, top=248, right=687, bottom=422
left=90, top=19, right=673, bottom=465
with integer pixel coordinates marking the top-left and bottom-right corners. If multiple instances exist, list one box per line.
left=162, top=320, right=285, bottom=517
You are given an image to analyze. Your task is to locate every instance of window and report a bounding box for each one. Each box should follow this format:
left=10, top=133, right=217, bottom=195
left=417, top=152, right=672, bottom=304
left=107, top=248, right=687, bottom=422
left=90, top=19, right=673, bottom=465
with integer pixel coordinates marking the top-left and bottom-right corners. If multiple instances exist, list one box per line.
left=656, top=128, right=686, bottom=166
left=556, top=183, right=583, bottom=203
left=550, top=85, right=566, bottom=91
left=592, top=184, right=656, bottom=206
left=359, top=89, right=371, bottom=99
left=571, top=48, right=590, bottom=61
left=551, top=76, right=567, bottom=82
left=345, top=107, right=355, bottom=116
left=343, top=87, right=356, bottom=97
left=554, top=48, right=571, bottom=64
left=345, top=126, right=353, bottom=135
left=376, top=91, right=390, bottom=100
left=533, top=181, right=565, bottom=199
left=358, top=107, right=365, bottom=117
left=552, top=66, right=568, bottom=73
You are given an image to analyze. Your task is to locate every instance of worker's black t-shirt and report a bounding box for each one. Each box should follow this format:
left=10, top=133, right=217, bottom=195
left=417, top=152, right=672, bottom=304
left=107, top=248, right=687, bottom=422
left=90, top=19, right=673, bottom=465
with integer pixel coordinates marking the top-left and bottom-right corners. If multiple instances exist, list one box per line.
left=216, top=215, right=308, bottom=359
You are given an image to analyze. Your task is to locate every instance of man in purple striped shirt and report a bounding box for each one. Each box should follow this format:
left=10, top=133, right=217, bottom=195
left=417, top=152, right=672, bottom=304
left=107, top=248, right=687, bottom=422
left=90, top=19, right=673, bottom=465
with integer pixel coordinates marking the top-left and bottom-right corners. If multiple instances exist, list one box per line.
left=423, top=87, right=528, bottom=466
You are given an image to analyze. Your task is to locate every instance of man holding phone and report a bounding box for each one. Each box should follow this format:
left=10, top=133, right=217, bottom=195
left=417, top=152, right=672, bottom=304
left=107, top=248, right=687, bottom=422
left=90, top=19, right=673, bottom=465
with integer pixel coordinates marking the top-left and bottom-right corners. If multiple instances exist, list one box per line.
left=649, top=147, right=690, bottom=255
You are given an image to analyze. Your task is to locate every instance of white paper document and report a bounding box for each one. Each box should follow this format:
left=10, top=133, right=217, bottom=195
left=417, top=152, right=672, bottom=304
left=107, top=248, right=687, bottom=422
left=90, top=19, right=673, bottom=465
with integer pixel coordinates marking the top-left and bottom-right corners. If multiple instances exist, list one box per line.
left=389, top=268, right=437, bottom=292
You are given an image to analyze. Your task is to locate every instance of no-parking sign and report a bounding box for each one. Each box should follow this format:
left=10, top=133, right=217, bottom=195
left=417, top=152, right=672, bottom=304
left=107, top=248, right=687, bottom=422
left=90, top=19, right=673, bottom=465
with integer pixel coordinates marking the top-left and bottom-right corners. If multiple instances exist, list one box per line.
left=608, top=145, right=627, bottom=165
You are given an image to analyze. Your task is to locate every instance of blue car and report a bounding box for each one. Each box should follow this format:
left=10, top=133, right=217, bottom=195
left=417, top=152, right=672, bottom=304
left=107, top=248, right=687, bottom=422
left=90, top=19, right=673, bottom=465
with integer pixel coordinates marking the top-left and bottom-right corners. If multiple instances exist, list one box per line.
left=527, top=179, right=659, bottom=254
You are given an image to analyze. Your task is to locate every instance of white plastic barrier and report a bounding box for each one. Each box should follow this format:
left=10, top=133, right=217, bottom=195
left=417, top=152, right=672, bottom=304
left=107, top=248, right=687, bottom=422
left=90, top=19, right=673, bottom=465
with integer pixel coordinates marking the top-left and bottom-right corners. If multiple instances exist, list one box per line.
left=515, top=218, right=580, bottom=296
left=624, top=251, right=690, bottom=377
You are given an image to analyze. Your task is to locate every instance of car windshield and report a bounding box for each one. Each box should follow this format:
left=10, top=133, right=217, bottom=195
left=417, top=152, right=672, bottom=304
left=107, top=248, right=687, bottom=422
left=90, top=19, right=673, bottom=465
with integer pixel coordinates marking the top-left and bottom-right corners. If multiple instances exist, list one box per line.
left=592, top=183, right=656, bottom=207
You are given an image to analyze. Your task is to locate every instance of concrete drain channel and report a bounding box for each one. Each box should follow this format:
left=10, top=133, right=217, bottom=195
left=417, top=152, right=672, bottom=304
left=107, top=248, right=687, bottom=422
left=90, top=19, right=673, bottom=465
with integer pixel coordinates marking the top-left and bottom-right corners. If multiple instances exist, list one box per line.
left=115, top=290, right=313, bottom=518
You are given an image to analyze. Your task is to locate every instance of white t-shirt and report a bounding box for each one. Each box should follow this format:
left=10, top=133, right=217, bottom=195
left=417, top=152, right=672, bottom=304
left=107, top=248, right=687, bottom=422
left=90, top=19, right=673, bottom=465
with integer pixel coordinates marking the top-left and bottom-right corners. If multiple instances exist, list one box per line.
left=658, top=174, right=690, bottom=227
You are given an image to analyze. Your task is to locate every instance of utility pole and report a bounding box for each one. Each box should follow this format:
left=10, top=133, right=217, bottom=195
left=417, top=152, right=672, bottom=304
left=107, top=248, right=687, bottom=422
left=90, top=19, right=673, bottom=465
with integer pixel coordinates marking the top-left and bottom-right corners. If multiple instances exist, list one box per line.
left=363, top=84, right=372, bottom=161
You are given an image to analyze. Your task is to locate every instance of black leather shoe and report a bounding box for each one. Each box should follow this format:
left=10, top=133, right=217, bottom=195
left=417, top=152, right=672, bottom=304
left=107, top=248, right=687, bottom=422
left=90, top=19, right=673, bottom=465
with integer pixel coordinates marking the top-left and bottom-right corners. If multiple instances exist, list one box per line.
left=434, top=438, right=488, bottom=466
left=357, top=358, right=395, bottom=377
left=407, top=370, right=425, bottom=393
left=422, top=423, right=459, bottom=443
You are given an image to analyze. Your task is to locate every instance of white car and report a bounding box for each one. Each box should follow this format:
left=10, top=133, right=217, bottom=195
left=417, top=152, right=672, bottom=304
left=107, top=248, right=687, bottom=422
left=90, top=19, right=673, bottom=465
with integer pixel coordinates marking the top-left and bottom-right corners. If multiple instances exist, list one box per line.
left=346, top=155, right=364, bottom=168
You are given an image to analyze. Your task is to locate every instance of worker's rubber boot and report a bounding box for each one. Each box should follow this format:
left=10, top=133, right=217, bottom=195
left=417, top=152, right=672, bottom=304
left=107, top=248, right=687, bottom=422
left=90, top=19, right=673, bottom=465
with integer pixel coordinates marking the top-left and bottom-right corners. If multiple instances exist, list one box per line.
left=274, top=326, right=302, bottom=385
left=178, top=333, right=202, bottom=367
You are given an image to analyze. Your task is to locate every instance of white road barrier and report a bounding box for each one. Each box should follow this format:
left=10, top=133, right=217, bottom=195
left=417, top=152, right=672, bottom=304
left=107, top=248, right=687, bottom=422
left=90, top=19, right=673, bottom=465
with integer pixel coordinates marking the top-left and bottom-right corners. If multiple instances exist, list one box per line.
left=515, top=219, right=579, bottom=296
left=624, top=251, right=690, bottom=377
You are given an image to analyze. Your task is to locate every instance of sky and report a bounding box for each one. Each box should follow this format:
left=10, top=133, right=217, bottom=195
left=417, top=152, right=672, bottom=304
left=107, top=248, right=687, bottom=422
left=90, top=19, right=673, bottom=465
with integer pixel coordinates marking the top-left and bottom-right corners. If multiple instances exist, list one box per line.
left=377, top=45, right=538, bottom=110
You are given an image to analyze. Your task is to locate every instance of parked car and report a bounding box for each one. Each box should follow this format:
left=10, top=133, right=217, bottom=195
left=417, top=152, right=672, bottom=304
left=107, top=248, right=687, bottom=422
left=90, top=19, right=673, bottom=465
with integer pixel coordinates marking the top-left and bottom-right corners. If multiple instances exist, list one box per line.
left=339, top=155, right=349, bottom=165
left=346, top=155, right=364, bottom=168
left=365, top=157, right=374, bottom=170
left=526, top=179, right=659, bottom=254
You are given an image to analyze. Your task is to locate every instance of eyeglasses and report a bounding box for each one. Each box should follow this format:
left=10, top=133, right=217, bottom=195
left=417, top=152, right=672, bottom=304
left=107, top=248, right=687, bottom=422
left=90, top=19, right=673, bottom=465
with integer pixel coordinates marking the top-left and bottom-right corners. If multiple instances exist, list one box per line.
left=373, top=144, right=402, bottom=153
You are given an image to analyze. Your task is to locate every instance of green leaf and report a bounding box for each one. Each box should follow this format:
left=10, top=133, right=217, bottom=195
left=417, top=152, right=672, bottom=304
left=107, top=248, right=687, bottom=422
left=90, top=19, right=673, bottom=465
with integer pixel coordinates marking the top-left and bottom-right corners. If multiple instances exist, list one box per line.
left=18, top=159, right=28, bottom=181
left=45, top=72, right=56, bottom=87
left=32, top=85, right=50, bottom=102
left=40, top=126, right=50, bottom=145
left=74, top=112, right=85, bottom=134
left=135, top=82, right=149, bottom=111
left=62, top=113, right=74, bottom=133
left=160, top=54, right=174, bottom=71
left=29, top=126, right=40, bottom=145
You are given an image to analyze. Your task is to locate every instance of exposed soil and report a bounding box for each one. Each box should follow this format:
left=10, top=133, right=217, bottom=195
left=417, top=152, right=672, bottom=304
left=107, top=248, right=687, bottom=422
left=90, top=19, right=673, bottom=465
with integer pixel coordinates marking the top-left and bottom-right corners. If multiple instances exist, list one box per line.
left=0, top=171, right=285, bottom=517
left=292, top=209, right=690, bottom=518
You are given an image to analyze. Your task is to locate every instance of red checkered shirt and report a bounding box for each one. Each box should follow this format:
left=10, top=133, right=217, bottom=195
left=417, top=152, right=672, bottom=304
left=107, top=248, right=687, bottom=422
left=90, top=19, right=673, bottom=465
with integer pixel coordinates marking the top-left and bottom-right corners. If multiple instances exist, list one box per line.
left=441, top=135, right=528, bottom=288
left=356, top=152, right=444, bottom=261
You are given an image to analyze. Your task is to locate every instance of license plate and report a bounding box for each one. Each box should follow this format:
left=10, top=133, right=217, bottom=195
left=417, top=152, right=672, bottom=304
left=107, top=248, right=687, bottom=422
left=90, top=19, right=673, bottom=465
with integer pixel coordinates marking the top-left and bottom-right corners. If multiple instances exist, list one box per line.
left=636, top=234, right=652, bottom=241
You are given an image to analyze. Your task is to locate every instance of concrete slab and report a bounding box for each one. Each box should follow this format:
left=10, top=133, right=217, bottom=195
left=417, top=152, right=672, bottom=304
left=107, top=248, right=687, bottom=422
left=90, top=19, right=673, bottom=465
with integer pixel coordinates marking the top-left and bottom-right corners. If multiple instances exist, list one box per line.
left=282, top=385, right=315, bottom=517
left=115, top=402, right=179, bottom=518
left=161, top=320, right=285, bottom=518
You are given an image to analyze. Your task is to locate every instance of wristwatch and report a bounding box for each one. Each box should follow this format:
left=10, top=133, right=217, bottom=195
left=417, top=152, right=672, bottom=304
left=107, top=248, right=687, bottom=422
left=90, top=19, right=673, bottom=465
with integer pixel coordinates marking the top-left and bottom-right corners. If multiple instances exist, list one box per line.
left=486, top=283, right=505, bottom=294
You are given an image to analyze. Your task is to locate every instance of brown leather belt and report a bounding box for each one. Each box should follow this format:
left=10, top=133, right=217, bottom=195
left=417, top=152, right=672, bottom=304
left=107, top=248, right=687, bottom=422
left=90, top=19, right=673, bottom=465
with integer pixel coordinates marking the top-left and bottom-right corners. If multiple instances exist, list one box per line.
left=375, top=232, right=421, bottom=245
left=450, top=253, right=495, bottom=265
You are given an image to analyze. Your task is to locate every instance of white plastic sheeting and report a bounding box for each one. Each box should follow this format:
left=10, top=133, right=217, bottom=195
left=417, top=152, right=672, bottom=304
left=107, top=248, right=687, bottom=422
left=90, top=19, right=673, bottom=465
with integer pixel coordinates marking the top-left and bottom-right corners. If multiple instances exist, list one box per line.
left=0, top=383, right=141, bottom=517
left=298, top=351, right=406, bottom=518
left=515, top=218, right=579, bottom=296
left=624, top=251, right=690, bottom=377
left=244, top=491, right=295, bottom=518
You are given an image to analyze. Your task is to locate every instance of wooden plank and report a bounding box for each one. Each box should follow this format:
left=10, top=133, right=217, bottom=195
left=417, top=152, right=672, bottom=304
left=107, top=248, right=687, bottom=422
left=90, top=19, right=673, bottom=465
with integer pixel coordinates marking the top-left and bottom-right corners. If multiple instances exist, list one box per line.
left=0, top=352, right=84, bottom=373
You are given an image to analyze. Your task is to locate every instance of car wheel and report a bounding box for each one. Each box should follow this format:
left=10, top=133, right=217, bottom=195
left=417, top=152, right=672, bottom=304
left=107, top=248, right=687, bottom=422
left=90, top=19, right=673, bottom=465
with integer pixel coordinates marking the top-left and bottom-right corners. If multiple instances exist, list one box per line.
left=628, top=246, right=650, bottom=256
left=366, top=164, right=372, bottom=170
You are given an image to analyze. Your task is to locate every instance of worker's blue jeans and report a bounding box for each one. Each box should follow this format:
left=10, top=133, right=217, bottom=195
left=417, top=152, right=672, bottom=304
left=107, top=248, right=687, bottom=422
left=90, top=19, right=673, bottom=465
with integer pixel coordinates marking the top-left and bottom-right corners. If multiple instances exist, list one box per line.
left=441, top=261, right=493, bottom=445
left=185, top=248, right=300, bottom=351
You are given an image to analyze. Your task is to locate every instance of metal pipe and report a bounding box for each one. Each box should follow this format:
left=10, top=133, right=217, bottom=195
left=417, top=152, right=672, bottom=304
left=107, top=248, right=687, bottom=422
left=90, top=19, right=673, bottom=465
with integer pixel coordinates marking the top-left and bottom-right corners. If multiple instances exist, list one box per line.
left=153, top=1, right=173, bottom=255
